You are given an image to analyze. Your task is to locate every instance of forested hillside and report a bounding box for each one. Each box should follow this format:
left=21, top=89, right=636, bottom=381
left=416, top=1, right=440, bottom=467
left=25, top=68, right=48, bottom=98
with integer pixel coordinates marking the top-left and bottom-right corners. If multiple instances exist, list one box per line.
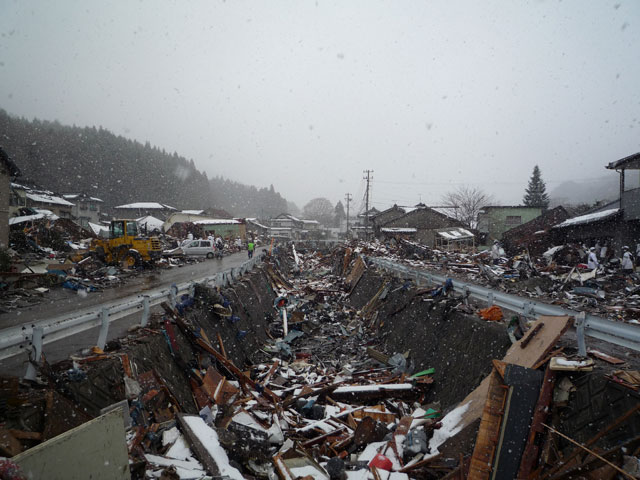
left=0, top=109, right=289, bottom=217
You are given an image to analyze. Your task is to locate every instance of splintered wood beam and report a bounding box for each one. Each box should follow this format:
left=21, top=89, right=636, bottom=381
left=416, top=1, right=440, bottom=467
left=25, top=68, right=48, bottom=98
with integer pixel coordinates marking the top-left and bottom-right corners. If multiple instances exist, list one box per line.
left=216, top=333, right=227, bottom=359
left=520, top=323, right=544, bottom=349
left=541, top=404, right=640, bottom=479
left=541, top=423, right=636, bottom=480
left=195, top=338, right=280, bottom=404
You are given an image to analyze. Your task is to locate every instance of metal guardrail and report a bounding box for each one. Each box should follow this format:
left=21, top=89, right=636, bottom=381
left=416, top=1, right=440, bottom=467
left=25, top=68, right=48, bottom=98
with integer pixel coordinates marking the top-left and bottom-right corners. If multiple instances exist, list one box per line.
left=0, top=254, right=263, bottom=379
left=367, top=256, right=640, bottom=354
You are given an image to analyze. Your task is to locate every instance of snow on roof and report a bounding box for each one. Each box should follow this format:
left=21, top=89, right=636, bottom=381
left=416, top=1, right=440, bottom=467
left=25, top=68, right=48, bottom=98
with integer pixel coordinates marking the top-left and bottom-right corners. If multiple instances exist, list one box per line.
left=115, top=202, right=177, bottom=210
left=63, top=194, right=104, bottom=202
left=269, top=227, right=292, bottom=231
left=136, top=215, right=165, bottom=231
left=181, top=210, right=205, bottom=215
left=193, top=219, right=241, bottom=225
left=26, top=192, right=75, bottom=206
left=302, top=219, right=319, bottom=224
left=555, top=208, right=619, bottom=228
left=10, top=213, right=46, bottom=225
left=437, top=227, right=474, bottom=240
left=88, top=222, right=109, bottom=235
left=381, top=227, right=417, bottom=233
left=10, top=208, right=59, bottom=225
left=247, top=219, right=269, bottom=229
left=432, top=208, right=459, bottom=219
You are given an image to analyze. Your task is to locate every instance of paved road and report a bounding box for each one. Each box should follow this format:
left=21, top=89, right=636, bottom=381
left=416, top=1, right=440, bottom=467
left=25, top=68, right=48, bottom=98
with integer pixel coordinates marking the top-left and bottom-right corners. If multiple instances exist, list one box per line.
left=0, top=249, right=264, bottom=376
left=0, top=248, right=263, bottom=331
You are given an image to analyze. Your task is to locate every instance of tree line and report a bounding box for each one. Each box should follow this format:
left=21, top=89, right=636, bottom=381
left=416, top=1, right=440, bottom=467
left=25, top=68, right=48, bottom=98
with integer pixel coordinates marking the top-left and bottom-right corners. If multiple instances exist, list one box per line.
left=0, top=109, right=289, bottom=218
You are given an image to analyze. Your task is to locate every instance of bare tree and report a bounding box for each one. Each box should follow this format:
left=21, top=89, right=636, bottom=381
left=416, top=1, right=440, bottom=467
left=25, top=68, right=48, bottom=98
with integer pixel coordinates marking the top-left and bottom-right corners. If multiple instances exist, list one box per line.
left=441, top=186, right=495, bottom=228
left=302, top=197, right=335, bottom=226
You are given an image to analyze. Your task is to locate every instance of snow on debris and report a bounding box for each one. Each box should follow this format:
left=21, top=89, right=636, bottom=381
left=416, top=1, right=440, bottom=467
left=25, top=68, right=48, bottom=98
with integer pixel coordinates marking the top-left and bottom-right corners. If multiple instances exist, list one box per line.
left=555, top=208, right=619, bottom=228
left=136, top=215, right=164, bottom=231
left=9, top=213, right=47, bottom=225
left=427, top=402, right=470, bottom=454
left=88, top=222, right=109, bottom=235
left=182, top=415, right=244, bottom=480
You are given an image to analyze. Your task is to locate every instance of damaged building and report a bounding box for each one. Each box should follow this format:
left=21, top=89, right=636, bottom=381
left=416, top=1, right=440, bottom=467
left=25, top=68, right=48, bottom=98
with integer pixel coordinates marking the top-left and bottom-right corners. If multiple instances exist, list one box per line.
left=553, top=152, right=640, bottom=254
left=1, top=237, right=638, bottom=480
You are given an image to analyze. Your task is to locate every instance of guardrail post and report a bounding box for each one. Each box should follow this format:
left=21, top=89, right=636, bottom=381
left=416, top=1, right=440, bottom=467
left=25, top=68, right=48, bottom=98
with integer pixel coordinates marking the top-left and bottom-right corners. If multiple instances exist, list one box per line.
left=575, top=312, right=587, bottom=357
left=487, top=292, right=494, bottom=307
left=169, top=283, right=178, bottom=306
left=189, top=282, right=196, bottom=297
left=523, top=302, right=534, bottom=318
left=97, top=307, right=109, bottom=350
left=141, top=296, right=150, bottom=327
left=24, top=327, right=44, bottom=381
left=462, top=285, right=470, bottom=305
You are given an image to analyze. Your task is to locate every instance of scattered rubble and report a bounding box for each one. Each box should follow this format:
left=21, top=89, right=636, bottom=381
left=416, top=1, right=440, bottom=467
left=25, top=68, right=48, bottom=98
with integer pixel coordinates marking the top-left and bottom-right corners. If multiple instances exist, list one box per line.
left=0, top=240, right=638, bottom=479
left=1, top=215, right=244, bottom=314
left=364, top=237, right=640, bottom=326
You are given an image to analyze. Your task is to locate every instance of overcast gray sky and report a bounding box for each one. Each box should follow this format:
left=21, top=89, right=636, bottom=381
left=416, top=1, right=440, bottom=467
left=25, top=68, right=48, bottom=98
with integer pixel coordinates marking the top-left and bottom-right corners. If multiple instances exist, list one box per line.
left=1, top=0, right=638, bottom=212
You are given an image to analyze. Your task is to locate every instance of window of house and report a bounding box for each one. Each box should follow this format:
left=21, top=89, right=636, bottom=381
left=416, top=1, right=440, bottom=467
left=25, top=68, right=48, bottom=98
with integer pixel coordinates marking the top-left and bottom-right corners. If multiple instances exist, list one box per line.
left=89, top=203, right=97, bottom=211
left=505, top=215, right=522, bottom=226
left=79, top=202, right=88, bottom=210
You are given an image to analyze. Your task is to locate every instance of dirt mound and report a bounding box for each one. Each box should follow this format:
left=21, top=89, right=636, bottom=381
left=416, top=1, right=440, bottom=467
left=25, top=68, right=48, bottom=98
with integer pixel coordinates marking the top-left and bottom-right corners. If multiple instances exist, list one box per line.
left=348, top=267, right=512, bottom=408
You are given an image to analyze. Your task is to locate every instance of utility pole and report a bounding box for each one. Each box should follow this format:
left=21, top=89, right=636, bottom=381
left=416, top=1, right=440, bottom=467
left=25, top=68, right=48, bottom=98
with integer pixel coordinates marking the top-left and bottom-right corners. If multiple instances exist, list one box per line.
left=363, top=170, right=373, bottom=240
left=345, top=193, right=352, bottom=238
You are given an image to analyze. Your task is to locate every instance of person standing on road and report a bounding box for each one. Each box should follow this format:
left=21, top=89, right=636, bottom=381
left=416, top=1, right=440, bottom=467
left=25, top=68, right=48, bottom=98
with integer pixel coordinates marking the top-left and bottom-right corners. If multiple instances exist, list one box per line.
left=247, top=240, right=255, bottom=258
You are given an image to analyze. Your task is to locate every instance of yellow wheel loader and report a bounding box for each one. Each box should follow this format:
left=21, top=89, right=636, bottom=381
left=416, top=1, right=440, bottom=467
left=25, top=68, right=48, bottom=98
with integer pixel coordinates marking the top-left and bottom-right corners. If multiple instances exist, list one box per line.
left=90, top=219, right=162, bottom=268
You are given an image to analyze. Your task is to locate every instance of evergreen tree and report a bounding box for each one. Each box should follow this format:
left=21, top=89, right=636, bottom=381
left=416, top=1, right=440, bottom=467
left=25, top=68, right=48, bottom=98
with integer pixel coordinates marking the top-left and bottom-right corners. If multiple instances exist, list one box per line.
left=523, top=165, right=550, bottom=208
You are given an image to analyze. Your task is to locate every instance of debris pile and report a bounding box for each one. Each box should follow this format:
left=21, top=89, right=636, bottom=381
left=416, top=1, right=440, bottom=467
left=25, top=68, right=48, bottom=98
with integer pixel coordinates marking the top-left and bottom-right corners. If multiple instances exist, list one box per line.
left=0, top=242, right=639, bottom=479
left=0, top=215, right=232, bottom=314
left=362, top=238, right=640, bottom=325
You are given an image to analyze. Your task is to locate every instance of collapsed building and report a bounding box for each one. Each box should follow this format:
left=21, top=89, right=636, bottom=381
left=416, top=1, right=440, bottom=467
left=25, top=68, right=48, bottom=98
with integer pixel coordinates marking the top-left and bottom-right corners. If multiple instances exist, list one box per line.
left=0, top=240, right=638, bottom=480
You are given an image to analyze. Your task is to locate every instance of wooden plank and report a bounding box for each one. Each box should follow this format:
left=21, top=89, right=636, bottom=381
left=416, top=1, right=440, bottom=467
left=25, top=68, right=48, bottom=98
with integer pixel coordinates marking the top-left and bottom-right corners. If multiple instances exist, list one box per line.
left=516, top=366, right=555, bottom=479
left=468, top=370, right=509, bottom=480
left=345, top=256, right=367, bottom=291
left=587, top=349, right=626, bottom=365
left=457, top=315, right=572, bottom=432
left=520, top=323, right=543, bottom=349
